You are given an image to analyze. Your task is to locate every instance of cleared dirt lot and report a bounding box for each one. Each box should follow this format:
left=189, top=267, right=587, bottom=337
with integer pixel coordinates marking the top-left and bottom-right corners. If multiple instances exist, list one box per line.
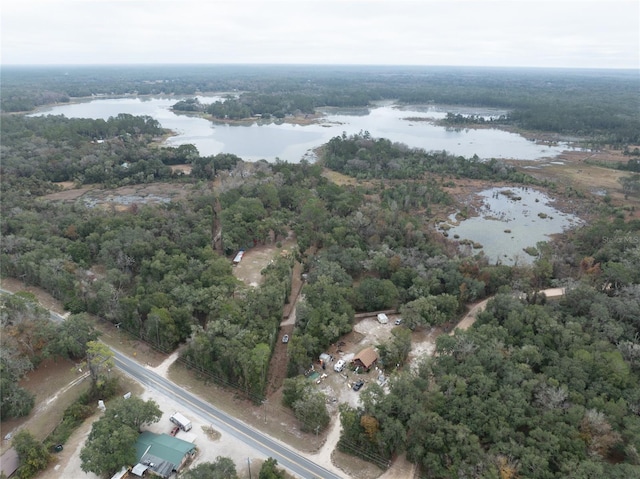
left=230, top=235, right=304, bottom=397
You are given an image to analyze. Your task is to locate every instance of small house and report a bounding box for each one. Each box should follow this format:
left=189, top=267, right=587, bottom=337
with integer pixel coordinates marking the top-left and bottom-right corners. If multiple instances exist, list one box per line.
left=134, top=432, right=196, bottom=478
left=377, top=313, right=389, bottom=324
left=353, top=347, right=379, bottom=371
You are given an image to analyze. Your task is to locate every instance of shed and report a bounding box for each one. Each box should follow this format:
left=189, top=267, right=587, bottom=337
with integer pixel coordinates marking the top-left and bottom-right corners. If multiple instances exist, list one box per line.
left=131, top=464, right=149, bottom=477
left=377, top=313, right=389, bottom=324
left=319, top=353, right=331, bottom=369
left=353, top=347, right=378, bottom=370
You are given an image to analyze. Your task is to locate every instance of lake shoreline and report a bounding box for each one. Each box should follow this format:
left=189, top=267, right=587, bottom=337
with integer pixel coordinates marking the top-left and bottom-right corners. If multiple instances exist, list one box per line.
left=29, top=94, right=586, bottom=155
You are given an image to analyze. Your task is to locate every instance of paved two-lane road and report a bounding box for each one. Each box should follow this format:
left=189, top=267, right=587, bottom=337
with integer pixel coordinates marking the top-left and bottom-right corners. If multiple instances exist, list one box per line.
left=0, top=288, right=343, bottom=479
left=112, top=348, right=345, bottom=479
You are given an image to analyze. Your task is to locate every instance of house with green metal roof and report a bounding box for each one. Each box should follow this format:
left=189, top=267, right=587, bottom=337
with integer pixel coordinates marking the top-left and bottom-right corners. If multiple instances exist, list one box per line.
left=133, top=431, right=196, bottom=478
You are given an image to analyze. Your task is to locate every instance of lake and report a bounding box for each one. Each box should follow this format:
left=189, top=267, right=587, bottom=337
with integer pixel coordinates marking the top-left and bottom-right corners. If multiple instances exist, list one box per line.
left=31, top=97, right=579, bottom=163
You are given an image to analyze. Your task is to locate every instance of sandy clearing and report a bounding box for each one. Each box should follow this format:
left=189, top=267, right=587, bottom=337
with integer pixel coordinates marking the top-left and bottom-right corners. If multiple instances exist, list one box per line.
left=377, top=455, right=417, bottom=479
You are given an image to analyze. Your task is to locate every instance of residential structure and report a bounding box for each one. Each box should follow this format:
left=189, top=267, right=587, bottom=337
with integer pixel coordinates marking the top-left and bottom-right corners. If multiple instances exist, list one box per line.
left=133, top=431, right=196, bottom=478
left=352, top=347, right=379, bottom=371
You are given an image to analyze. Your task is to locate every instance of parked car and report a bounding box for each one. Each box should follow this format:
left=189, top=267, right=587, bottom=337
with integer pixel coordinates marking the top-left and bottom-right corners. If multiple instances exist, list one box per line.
left=282, top=334, right=289, bottom=343
left=352, top=379, right=365, bottom=391
left=394, top=318, right=403, bottom=325
left=334, top=359, right=346, bottom=372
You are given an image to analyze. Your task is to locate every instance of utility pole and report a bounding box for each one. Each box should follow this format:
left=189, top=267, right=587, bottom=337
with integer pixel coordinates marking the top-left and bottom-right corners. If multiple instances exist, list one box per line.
left=263, top=399, right=268, bottom=424
left=247, top=457, right=252, bottom=479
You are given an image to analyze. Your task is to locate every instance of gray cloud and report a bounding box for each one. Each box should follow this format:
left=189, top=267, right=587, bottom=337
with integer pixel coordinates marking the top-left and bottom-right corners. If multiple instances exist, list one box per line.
left=2, top=0, right=638, bottom=68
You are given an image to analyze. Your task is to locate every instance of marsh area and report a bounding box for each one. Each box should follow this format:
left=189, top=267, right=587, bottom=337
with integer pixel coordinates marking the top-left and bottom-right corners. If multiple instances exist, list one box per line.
left=442, top=187, right=583, bottom=264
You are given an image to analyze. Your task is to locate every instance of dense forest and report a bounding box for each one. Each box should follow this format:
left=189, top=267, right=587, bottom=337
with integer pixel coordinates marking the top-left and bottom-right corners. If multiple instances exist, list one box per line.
left=339, top=216, right=640, bottom=477
left=1, top=66, right=639, bottom=478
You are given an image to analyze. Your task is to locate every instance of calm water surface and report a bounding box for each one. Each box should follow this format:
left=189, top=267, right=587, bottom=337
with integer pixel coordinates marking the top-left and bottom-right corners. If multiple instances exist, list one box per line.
left=443, top=187, right=583, bottom=265
left=31, top=97, right=579, bottom=163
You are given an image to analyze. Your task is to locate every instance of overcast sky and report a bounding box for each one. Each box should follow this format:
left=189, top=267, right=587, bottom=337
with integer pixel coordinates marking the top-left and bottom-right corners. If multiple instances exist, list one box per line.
left=2, top=0, right=638, bottom=69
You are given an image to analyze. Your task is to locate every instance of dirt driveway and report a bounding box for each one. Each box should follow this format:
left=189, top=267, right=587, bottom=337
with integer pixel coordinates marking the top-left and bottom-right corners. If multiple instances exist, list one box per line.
left=451, top=286, right=566, bottom=334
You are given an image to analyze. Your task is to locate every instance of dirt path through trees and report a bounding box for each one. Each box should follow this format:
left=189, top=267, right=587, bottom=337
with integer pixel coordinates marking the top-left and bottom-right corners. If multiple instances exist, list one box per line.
left=451, top=287, right=566, bottom=334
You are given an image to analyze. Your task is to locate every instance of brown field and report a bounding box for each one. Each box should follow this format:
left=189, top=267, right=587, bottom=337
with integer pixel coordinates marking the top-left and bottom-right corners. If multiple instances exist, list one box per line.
left=43, top=181, right=195, bottom=211
left=513, top=148, right=640, bottom=219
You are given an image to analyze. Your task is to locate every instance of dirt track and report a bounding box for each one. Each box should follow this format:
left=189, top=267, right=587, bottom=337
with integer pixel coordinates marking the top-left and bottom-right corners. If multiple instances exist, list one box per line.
left=229, top=235, right=303, bottom=398
left=451, top=287, right=566, bottom=334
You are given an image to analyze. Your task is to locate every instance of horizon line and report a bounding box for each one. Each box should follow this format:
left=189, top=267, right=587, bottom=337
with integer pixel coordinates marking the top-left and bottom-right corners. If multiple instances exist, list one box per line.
left=2, top=62, right=638, bottom=71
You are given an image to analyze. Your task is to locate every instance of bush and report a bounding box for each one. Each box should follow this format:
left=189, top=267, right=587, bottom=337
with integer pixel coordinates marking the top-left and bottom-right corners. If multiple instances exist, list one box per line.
left=46, top=377, right=120, bottom=450
left=12, top=430, right=50, bottom=479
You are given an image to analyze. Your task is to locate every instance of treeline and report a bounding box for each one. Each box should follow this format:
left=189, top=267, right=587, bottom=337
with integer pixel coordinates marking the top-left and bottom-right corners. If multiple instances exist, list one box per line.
left=1, top=114, right=166, bottom=185
left=181, top=253, right=294, bottom=399
left=0, top=113, right=239, bottom=188
left=3, top=65, right=638, bottom=145
left=3, top=112, right=163, bottom=141
left=442, top=112, right=507, bottom=125
left=390, top=68, right=640, bottom=146
left=321, top=131, right=541, bottom=183
left=174, top=93, right=317, bottom=120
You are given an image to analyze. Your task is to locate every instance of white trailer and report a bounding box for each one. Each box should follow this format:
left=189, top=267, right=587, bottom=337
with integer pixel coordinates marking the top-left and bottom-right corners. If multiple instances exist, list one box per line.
left=169, top=412, right=192, bottom=431
left=232, top=250, right=244, bottom=265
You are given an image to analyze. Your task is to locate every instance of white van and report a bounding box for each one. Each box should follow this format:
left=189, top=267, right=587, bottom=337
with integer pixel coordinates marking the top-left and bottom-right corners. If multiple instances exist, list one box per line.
left=334, top=359, right=346, bottom=372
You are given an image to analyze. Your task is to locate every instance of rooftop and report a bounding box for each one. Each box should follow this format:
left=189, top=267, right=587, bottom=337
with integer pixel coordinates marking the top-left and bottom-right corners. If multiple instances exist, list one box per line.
left=353, top=347, right=379, bottom=369
left=134, top=431, right=196, bottom=478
